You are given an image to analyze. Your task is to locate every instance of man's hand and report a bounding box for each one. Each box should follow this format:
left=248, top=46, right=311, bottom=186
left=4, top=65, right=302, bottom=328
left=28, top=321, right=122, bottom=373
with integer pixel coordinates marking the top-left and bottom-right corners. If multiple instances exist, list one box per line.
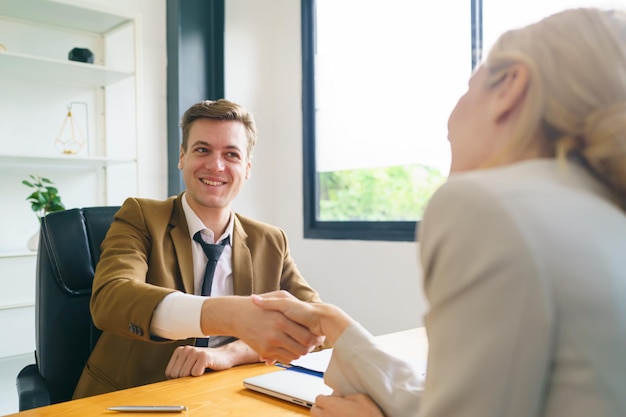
left=251, top=293, right=353, bottom=346
left=200, top=291, right=325, bottom=365
left=165, top=339, right=261, bottom=379
left=165, top=345, right=230, bottom=379
left=311, top=394, right=385, bottom=417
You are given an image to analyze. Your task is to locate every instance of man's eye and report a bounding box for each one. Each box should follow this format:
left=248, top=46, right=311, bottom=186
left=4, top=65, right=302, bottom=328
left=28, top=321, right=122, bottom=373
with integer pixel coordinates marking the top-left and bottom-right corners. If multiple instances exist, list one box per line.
left=195, top=147, right=208, bottom=153
left=226, top=152, right=241, bottom=159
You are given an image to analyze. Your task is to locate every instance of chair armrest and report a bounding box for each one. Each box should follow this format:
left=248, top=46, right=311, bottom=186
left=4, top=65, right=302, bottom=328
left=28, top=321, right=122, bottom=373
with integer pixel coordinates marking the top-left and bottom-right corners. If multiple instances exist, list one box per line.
left=16, top=364, right=51, bottom=411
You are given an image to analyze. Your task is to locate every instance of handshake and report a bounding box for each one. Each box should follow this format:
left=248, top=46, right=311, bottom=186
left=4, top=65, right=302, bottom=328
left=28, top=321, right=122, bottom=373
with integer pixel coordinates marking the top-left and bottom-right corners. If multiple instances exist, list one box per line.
left=200, top=290, right=353, bottom=365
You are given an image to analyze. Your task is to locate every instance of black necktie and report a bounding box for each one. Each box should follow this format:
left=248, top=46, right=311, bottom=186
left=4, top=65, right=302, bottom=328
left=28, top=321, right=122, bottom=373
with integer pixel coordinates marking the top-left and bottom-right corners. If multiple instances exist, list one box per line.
left=193, top=231, right=228, bottom=296
left=193, top=231, right=228, bottom=348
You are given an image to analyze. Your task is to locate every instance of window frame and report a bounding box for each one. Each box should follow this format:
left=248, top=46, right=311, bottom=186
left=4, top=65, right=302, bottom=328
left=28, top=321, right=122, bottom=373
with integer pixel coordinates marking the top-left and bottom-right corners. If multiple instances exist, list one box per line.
left=301, top=0, right=482, bottom=242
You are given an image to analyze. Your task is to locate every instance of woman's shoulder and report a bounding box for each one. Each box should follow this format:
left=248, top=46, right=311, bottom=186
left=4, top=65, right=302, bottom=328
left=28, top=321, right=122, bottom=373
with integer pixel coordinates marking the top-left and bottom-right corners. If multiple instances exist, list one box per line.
left=432, top=160, right=560, bottom=206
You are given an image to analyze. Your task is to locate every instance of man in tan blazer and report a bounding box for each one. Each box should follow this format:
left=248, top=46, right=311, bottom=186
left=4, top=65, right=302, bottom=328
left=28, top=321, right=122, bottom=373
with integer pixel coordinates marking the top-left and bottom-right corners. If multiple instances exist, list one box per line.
left=73, top=99, right=323, bottom=398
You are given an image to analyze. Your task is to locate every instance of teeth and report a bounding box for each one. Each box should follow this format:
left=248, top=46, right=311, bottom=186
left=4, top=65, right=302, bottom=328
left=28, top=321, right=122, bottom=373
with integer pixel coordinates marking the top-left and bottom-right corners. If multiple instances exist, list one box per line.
left=201, top=179, right=223, bottom=186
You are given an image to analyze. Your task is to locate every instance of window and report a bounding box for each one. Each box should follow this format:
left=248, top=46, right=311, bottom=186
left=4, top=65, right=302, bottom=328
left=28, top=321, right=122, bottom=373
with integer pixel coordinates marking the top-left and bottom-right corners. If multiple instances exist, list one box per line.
left=302, top=0, right=623, bottom=242
left=302, top=0, right=475, bottom=241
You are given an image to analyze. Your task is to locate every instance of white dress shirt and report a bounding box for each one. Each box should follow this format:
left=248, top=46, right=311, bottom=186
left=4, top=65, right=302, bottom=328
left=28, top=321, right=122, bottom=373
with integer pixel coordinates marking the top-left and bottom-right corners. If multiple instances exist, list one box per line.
left=150, top=194, right=234, bottom=341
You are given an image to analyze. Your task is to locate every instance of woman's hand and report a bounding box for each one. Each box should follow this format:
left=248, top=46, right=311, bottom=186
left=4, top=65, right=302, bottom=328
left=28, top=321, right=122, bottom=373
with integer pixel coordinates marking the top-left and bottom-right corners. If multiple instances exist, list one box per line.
left=251, top=292, right=353, bottom=346
left=201, top=292, right=324, bottom=365
left=311, top=394, right=385, bottom=417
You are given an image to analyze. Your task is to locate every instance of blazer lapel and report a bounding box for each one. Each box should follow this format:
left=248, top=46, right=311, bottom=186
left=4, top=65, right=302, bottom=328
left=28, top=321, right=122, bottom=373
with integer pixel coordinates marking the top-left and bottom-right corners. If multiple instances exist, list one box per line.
left=232, top=215, right=253, bottom=295
left=170, top=194, right=195, bottom=294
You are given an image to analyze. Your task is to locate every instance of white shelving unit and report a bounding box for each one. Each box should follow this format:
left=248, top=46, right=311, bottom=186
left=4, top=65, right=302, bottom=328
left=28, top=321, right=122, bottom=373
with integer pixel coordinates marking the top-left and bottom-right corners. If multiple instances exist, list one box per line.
left=0, top=50, right=133, bottom=86
left=0, top=0, right=139, bottom=358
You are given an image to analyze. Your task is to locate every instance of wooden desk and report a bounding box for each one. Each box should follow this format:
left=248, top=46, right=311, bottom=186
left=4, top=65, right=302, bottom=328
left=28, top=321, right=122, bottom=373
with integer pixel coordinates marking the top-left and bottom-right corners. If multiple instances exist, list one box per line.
left=6, top=327, right=427, bottom=417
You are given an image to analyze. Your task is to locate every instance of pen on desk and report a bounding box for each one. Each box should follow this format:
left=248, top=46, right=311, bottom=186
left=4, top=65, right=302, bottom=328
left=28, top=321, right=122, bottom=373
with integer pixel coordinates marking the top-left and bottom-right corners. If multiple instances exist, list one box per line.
left=107, top=405, right=188, bottom=413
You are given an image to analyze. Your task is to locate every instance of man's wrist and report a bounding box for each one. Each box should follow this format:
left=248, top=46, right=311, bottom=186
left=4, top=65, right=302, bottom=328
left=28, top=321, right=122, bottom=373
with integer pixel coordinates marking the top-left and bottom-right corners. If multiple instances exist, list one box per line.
left=218, top=339, right=260, bottom=367
left=200, top=296, right=240, bottom=336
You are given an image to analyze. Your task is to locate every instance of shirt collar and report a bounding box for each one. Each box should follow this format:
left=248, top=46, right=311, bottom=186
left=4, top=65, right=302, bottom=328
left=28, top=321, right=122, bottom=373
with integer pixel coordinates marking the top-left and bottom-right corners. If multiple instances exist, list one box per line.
left=182, top=193, right=233, bottom=244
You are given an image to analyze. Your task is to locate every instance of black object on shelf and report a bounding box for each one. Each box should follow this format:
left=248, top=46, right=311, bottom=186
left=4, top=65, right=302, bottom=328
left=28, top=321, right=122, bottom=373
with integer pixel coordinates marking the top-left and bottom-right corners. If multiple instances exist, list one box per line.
left=68, top=47, right=94, bottom=64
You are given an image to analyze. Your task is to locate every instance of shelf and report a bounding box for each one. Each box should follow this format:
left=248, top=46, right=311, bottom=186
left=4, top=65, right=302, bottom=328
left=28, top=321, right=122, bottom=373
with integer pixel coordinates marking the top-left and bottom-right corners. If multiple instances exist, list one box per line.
left=0, top=301, right=35, bottom=311
left=0, top=252, right=36, bottom=260
left=0, top=51, right=133, bottom=88
left=0, top=0, right=138, bottom=270
left=0, top=0, right=131, bottom=34
left=0, top=153, right=136, bottom=168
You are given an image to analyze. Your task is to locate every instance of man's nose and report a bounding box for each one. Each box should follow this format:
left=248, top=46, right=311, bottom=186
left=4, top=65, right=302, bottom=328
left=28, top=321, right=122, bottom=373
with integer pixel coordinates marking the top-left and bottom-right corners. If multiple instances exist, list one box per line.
left=205, top=154, right=225, bottom=170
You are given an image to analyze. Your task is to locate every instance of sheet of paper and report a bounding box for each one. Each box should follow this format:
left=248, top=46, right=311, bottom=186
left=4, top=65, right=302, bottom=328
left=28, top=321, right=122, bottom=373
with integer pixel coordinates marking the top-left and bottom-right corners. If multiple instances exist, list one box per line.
left=288, top=348, right=333, bottom=373
left=283, top=327, right=428, bottom=377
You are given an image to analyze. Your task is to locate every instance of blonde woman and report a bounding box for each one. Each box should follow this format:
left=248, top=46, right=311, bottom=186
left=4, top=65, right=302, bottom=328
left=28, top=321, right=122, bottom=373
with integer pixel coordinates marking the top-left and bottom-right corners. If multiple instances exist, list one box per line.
left=255, top=7, right=626, bottom=417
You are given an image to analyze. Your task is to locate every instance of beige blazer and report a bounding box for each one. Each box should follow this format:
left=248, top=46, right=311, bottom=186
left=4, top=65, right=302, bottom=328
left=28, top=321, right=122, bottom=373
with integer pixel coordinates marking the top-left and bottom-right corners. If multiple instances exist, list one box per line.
left=73, top=194, right=321, bottom=398
left=323, top=160, right=626, bottom=417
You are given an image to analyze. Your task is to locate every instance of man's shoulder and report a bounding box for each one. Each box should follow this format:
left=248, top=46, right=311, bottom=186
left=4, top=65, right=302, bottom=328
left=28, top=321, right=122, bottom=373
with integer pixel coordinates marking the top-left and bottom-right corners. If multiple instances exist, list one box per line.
left=118, top=195, right=181, bottom=224
left=234, top=213, right=283, bottom=235
left=122, top=195, right=178, bottom=210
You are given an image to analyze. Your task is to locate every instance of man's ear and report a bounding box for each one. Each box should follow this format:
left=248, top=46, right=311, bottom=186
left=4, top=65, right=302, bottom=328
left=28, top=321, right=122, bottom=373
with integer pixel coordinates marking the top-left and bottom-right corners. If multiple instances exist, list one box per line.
left=177, top=146, right=185, bottom=170
left=491, top=63, right=529, bottom=124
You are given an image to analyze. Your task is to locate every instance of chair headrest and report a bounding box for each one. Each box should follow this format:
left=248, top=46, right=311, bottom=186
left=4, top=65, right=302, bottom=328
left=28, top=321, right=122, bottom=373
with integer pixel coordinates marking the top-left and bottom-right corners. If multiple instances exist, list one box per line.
left=40, top=207, right=119, bottom=295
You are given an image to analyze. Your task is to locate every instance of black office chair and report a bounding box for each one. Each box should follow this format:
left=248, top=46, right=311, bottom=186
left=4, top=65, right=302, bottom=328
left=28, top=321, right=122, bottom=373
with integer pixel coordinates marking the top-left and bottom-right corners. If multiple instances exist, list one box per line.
left=15, top=206, right=120, bottom=411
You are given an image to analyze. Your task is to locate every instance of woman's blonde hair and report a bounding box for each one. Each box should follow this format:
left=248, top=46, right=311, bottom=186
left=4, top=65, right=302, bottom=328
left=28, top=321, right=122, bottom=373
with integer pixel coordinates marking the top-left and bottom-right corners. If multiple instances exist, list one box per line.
left=484, top=8, right=626, bottom=209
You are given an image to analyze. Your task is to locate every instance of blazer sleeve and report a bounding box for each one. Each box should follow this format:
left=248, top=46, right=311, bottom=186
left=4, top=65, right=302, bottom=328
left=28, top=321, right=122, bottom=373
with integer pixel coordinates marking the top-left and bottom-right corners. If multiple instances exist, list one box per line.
left=90, top=198, right=178, bottom=341
left=324, top=322, right=424, bottom=417
left=417, top=178, right=555, bottom=417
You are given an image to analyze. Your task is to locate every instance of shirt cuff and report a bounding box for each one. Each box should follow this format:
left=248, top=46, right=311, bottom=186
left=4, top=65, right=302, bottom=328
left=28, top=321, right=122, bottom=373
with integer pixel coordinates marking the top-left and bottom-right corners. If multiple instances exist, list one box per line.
left=150, top=292, right=206, bottom=339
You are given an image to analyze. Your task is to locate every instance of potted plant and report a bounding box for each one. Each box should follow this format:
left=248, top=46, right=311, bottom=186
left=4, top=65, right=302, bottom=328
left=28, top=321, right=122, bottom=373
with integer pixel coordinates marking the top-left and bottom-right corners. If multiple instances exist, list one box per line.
left=22, top=174, right=66, bottom=250
left=23, top=174, right=66, bottom=221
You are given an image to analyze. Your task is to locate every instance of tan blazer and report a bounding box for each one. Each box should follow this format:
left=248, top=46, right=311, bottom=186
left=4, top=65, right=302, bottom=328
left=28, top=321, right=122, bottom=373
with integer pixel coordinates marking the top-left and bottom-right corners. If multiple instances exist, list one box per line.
left=73, top=194, right=321, bottom=398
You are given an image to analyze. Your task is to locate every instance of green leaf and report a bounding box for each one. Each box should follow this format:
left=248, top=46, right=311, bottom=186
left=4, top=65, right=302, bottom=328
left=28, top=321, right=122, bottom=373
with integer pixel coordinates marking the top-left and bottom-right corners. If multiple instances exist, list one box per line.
left=22, top=174, right=66, bottom=218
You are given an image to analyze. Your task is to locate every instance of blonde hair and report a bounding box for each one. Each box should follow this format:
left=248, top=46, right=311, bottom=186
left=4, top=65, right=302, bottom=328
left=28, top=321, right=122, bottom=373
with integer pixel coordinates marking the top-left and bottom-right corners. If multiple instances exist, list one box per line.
left=484, top=8, right=626, bottom=210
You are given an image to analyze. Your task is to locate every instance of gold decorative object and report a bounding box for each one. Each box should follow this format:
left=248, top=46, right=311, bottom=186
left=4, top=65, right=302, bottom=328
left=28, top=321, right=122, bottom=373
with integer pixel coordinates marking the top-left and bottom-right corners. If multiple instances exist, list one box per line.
left=55, top=103, right=86, bottom=155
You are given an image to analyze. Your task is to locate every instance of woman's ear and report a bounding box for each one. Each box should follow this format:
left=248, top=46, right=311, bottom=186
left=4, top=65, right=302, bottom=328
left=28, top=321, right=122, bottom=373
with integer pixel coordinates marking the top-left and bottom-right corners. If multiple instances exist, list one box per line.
left=491, top=63, right=529, bottom=124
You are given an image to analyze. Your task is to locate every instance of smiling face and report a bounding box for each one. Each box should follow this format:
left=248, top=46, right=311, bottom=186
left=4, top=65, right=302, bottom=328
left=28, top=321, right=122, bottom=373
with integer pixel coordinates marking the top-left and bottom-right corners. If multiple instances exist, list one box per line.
left=178, top=118, right=251, bottom=220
